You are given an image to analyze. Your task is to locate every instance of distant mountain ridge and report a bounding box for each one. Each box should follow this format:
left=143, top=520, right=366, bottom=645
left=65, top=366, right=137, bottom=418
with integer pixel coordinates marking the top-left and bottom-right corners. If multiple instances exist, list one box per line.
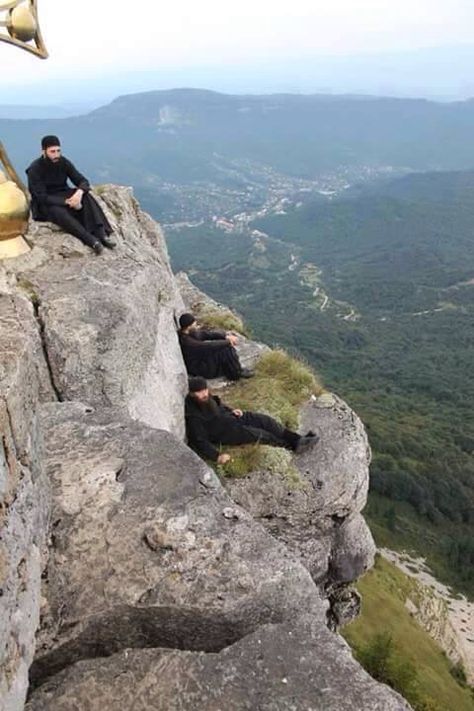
left=4, top=43, right=474, bottom=105
left=3, top=89, right=474, bottom=200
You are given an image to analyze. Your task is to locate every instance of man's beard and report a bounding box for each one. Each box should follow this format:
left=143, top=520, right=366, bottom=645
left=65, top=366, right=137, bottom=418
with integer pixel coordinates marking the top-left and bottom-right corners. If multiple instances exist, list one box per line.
left=196, top=396, right=218, bottom=414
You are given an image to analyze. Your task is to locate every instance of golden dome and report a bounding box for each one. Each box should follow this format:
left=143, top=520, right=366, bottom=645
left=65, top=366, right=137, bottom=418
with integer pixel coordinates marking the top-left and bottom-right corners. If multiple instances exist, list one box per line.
left=8, top=3, right=37, bottom=43
left=0, top=178, right=29, bottom=241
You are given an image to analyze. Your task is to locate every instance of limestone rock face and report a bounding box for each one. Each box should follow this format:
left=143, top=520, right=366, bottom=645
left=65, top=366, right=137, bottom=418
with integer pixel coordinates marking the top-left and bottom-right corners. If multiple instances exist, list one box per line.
left=0, top=185, right=409, bottom=710
left=5, top=186, right=187, bottom=438
left=226, top=392, right=376, bottom=614
left=30, top=402, right=324, bottom=688
left=0, top=295, right=52, bottom=711
left=27, top=616, right=411, bottom=711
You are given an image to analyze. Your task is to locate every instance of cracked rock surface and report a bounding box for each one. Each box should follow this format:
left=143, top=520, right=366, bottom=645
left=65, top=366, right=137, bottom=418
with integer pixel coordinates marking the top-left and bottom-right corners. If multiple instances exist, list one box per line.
left=0, top=295, right=52, bottom=710
left=27, top=615, right=411, bottom=711
left=30, top=402, right=324, bottom=689
left=226, top=394, right=376, bottom=633
left=0, top=186, right=410, bottom=710
left=3, top=186, right=187, bottom=439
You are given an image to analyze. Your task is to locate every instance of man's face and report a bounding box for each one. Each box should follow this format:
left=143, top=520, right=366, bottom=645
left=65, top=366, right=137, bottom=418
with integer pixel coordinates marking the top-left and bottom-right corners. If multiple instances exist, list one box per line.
left=191, top=388, right=210, bottom=403
left=44, top=146, right=61, bottom=162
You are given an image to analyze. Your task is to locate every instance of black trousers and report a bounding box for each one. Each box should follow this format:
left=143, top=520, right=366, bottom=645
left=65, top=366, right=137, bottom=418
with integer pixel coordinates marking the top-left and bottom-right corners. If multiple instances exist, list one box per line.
left=190, top=346, right=242, bottom=380
left=46, top=192, right=112, bottom=249
left=220, top=347, right=242, bottom=380
left=218, top=412, right=300, bottom=450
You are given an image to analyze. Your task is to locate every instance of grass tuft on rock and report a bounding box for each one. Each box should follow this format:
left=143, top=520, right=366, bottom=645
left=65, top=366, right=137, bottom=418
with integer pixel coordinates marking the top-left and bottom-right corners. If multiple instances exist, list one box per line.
left=230, top=349, right=323, bottom=430
left=198, top=307, right=249, bottom=337
left=217, top=444, right=303, bottom=487
left=215, top=349, right=323, bottom=478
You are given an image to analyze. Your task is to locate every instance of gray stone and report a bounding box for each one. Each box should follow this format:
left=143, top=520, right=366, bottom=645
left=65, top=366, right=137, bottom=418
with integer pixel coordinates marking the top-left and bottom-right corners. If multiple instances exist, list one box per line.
left=27, top=615, right=411, bottom=711
left=225, top=392, right=376, bottom=589
left=5, top=186, right=187, bottom=439
left=0, top=186, right=399, bottom=710
left=30, top=402, right=326, bottom=689
left=0, top=296, right=51, bottom=711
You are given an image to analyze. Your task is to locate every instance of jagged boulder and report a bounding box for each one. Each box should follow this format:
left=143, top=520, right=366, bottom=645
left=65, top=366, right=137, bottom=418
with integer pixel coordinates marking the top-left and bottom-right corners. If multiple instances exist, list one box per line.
left=27, top=615, right=411, bottom=711
left=226, top=392, right=375, bottom=622
left=30, top=402, right=325, bottom=689
left=4, top=186, right=187, bottom=438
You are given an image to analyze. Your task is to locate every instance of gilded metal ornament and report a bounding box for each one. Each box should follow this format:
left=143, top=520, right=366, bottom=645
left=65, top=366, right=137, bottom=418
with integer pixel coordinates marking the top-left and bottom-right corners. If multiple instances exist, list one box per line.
left=0, top=0, right=48, bottom=58
left=0, top=0, right=48, bottom=257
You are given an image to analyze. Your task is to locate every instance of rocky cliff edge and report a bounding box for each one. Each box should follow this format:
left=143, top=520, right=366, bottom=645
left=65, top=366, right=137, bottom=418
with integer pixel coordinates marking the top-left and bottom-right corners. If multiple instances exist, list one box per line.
left=0, top=186, right=410, bottom=710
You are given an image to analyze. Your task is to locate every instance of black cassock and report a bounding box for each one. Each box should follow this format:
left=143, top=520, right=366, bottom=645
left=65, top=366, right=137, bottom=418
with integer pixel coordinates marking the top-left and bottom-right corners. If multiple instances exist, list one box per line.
left=26, top=156, right=112, bottom=248
left=185, top=394, right=299, bottom=461
left=178, top=328, right=242, bottom=380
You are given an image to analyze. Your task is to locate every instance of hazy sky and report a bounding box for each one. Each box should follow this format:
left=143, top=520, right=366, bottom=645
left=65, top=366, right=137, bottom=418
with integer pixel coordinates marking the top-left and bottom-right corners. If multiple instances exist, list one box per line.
left=4, top=0, right=474, bottom=88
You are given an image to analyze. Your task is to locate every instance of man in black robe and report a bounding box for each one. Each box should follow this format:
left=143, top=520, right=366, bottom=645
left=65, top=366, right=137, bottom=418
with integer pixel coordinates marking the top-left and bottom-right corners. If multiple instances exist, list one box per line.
left=185, top=376, right=319, bottom=464
left=178, top=312, right=253, bottom=381
left=26, top=135, right=115, bottom=254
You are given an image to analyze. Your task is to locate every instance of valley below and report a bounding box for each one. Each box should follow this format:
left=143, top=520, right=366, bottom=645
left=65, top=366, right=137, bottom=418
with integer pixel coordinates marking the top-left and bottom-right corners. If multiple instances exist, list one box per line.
left=162, top=164, right=474, bottom=605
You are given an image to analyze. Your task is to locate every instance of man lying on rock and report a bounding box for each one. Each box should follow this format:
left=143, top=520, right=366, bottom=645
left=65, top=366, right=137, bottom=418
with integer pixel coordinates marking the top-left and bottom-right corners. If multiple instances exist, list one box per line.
left=178, top=312, right=254, bottom=381
left=26, top=135, right=116, bottom=255
left=185, top=376, right=319, bottom=464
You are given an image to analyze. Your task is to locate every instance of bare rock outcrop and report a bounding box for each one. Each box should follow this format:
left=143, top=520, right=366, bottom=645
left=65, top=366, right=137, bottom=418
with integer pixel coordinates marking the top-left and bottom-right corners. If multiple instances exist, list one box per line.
left=27, top=616, right=411, bottom=711
left=0, top=185, right=409, bottom=710
left=30, top=402, right=323, bottom=689
left=4, top=186, right=187, bottom=438
left=0, top=295, right=52, bottom=710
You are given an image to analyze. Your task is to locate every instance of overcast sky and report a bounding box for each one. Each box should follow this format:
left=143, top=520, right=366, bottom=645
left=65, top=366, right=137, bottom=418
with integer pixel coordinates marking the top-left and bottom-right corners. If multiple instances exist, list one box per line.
left=3, top=0, right=474, bottom=89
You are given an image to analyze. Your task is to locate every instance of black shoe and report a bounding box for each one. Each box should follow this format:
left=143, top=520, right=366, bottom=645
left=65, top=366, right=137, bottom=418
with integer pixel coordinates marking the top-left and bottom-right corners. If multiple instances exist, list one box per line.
left=100, top=235, right=116, bottom=249
left=92, top=241, right=104, bottom=255
left=240, top=368, right=254, bottom=379
left=305, top=430, right=318, bottom=438
left=295, top=435, right=319, bottom=454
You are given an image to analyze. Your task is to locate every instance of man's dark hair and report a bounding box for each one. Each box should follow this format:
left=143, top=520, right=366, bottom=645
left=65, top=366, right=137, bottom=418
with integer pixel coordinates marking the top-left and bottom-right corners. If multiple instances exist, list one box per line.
left=179, top=313, right=196, bottom=330
left=188, top=376, right=208, bottom=392
left=41, top=135, right=61, bottom=150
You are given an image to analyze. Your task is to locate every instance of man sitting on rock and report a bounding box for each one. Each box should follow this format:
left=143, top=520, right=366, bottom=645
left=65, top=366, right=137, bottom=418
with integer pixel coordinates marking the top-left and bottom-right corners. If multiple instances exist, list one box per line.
left=185, top=376, right=319, bottom=464
left=26, top=135, right=116, bottom=255
left=178, top=312, right=253, bottom=381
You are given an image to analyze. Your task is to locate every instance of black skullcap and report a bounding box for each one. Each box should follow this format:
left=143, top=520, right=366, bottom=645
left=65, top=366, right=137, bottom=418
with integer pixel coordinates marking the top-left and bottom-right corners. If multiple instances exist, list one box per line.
left=41, top=135, right=61, bottom=150
left=188, top=376, right=208, bottom=392
left=179, top=313, right=196, bottom=329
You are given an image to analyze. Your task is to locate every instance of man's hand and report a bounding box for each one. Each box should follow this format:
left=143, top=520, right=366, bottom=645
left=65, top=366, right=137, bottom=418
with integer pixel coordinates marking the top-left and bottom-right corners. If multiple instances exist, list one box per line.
left=65, top=189, right=83, bottom=210
left=217, top=453, right=232, bottom=465
left=226, top=333, right=238, bottom=346
left=232, top=409, right=243, bottom=418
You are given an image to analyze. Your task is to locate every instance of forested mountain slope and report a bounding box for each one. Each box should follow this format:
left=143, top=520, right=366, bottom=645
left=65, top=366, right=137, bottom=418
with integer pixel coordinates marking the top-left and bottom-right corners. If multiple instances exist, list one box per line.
left=167, top=169, right=474, bottom=596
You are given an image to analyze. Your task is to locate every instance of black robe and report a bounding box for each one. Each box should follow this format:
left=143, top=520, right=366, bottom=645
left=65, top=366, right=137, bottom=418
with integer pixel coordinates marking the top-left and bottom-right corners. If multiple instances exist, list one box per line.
left=26, top=156, right=112, bottom=243
left=178, top=328, right=241, bottom=379
left=185, top=394, right=296, bottom=461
